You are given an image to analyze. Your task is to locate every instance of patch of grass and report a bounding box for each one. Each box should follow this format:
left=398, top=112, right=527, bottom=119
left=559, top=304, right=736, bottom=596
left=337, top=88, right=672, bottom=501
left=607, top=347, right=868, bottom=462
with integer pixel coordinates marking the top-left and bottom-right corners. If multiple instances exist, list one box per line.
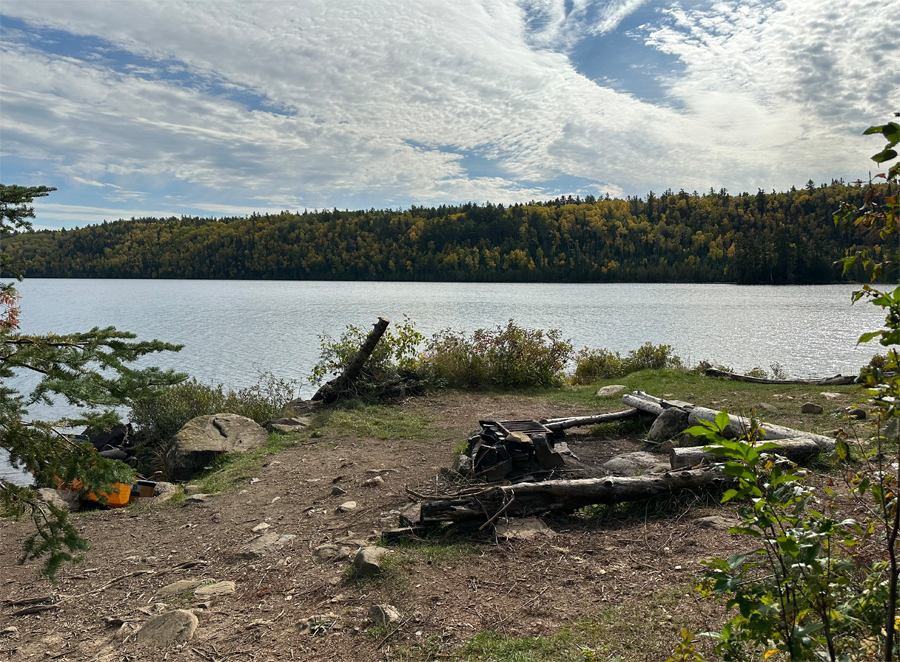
left=393, top=538, right=481, bottom=565
left=452, top=585, right=699, bottom=662
left=318, top=404, right=437, bottom=440
left=578, top=486, right=727, bottom=525
left=191, top=433, right=301, bottom=495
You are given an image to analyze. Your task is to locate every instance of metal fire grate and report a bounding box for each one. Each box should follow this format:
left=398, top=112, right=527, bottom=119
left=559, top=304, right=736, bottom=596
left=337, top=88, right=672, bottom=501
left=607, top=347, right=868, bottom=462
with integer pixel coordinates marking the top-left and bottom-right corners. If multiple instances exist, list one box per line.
left=491, top=420, right=554, bottom=437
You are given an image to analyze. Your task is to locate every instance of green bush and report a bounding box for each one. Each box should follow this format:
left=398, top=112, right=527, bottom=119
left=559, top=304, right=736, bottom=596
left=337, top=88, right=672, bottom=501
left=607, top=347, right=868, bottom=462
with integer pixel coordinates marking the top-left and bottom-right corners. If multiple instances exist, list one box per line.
left=308, top=315, right=429, bottom=400
left=573, top=342, right=683, bottom=384
left=423, top=320, right=573, bottom=389
left=128, top=372, right=295, bottom=473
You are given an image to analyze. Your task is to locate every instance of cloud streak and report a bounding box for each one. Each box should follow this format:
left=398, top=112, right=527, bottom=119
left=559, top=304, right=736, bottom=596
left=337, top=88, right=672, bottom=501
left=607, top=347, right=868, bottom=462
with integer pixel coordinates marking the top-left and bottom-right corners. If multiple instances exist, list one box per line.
left=0, top=0, right=896, bottom=228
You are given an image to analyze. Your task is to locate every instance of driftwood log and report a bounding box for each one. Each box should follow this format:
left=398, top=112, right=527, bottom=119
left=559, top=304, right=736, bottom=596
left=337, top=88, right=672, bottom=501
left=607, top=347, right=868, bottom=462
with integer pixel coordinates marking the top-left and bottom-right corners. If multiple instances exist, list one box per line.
left=688, top=407, right=836, bottom=451
left=541, top=408, right=639, bottom=431
left=703, top=367, right=857, bottom=386
left=312, top=317, right=390, bottom=403
left=621, top=392, right=665, bottom=416
left=670, top=437, right=821, bottom=469
left=418, top=469, right=729, bottom=523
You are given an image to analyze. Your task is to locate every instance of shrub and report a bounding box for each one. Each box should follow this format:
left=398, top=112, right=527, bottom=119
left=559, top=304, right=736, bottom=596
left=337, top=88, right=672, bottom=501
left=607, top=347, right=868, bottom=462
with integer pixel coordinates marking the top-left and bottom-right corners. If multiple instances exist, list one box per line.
left=423, top=320, right=573, bottom=389
left=573, top=342, right=683, bottom=384
left=128, top=372, right=295, bottom=473
left=308, top=315, right=430, bottom=400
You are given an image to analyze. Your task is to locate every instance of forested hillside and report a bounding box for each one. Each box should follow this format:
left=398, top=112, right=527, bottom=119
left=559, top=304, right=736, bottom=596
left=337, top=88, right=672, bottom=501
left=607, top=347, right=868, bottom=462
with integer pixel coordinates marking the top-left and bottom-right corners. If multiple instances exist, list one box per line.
left=5, top=182, right=889, bottom=283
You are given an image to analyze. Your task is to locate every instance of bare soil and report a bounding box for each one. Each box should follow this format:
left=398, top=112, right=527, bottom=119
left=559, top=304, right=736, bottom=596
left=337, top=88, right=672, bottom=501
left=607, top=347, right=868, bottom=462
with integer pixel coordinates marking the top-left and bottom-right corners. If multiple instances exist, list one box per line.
left=0, top=391, right=833, bottom=662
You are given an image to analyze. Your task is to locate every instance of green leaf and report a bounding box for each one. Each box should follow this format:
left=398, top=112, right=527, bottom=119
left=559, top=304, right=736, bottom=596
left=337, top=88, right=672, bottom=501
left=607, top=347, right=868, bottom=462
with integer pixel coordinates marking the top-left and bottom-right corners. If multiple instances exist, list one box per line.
left=872, top=148, right=898, bottom=164
left=835, top=438, right=850, bottom=461
left=858, top=331, right=882, bottom=344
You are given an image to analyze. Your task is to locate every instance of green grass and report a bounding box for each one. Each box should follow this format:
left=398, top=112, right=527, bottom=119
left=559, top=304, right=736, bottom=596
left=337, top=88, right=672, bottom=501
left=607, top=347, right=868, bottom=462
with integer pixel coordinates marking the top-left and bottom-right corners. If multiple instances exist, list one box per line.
left=191, top=432, right=302, bottom=494
left=316, top=404, right=438, bottom=441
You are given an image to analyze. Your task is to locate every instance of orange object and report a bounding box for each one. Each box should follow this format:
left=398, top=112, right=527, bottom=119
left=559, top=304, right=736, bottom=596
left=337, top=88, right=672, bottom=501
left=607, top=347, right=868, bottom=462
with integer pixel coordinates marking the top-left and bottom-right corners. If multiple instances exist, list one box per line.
left=56, top=478, right=132, bottom=508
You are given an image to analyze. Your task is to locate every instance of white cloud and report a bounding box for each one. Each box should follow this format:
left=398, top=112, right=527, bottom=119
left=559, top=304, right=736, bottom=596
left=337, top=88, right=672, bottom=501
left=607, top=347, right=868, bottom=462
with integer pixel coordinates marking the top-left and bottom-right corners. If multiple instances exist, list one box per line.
left=0, top=0, right=897, bottom=224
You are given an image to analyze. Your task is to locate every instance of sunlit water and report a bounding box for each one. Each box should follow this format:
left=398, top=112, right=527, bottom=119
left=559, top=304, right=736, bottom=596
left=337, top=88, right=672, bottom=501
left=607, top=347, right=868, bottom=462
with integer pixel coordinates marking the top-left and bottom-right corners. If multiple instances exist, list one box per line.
left=1, top=279, right=884, bottom=484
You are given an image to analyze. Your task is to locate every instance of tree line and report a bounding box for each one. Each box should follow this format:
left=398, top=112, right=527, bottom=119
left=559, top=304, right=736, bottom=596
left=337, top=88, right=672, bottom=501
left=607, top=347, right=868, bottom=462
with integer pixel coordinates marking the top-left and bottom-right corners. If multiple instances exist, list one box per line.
left=4, top=181, right=890, bottom=284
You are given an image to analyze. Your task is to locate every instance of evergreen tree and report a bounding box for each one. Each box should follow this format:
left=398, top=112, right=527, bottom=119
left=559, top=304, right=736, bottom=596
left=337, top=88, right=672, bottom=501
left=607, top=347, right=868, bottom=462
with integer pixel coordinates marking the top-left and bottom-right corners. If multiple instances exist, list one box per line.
left=0, top=185, right=185, bottom=580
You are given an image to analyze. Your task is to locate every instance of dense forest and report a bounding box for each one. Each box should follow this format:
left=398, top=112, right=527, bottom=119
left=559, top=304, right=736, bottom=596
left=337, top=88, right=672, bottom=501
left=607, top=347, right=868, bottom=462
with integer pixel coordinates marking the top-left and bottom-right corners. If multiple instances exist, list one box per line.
left=4, top=181, right=891, bottom=284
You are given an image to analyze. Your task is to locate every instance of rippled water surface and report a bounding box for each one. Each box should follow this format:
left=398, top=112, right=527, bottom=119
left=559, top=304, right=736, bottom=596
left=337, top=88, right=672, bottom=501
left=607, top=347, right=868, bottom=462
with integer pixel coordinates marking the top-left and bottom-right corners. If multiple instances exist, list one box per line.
left=1, top=279, right=883, bottom=484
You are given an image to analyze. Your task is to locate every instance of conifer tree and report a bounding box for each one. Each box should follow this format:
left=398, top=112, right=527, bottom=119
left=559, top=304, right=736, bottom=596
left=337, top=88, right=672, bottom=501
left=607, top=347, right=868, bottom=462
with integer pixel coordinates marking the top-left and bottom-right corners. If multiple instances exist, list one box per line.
left=0, top=184, right=185, bottom=580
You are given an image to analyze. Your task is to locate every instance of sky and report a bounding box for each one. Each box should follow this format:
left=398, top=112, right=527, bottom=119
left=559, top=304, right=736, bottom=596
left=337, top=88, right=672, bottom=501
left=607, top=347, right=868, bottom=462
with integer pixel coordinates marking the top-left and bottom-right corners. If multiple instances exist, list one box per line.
left=0, top=0, right=897, bottom=230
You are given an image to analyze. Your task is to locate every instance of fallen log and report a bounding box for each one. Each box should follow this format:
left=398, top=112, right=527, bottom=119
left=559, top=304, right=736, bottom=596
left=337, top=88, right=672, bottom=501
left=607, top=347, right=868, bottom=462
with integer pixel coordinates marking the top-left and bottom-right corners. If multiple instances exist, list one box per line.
left=419, top=469, right=730, bottom=523
left=670, top=438, right=821, bottom=469
left=541, top=408, right=639, bottom=431
left=702, top=367, right=858, bottom=386
left=312, top=317, right=390, bottom=403
left=621, top=392, right=665, bottom=416
left=688, top=407, right=836, bottom=452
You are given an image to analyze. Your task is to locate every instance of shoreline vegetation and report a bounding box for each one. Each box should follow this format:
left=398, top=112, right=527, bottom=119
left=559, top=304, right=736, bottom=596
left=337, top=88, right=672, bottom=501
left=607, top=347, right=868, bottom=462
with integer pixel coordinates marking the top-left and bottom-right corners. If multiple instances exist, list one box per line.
left=7, top=181, right=896, bottom=284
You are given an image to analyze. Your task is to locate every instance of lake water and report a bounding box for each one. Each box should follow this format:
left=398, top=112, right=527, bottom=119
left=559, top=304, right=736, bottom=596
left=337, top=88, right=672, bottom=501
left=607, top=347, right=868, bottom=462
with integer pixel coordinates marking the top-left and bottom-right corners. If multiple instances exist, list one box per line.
left=1, top=279, right=885, bottom=485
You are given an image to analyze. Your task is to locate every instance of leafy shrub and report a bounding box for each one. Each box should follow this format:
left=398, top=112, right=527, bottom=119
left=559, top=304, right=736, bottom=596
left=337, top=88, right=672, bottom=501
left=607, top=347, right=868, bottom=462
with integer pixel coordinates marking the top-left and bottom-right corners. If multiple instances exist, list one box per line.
left=743, top=366, right=768, bottom=378
left=129, top=372, right=295, bottom=473
left=308, top=315, right=430, bottom=399
left=573, top=342, right=683, bottom=384
left=423, top=320, right=573, bottom=389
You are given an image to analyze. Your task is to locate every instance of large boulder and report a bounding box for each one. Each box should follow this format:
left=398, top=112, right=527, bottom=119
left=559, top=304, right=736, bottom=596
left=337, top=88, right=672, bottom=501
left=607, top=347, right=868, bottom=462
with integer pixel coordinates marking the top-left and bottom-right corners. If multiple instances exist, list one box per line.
left=165, top=414, right=268, bottom=481
left=648, top=408, right=690, bottom=442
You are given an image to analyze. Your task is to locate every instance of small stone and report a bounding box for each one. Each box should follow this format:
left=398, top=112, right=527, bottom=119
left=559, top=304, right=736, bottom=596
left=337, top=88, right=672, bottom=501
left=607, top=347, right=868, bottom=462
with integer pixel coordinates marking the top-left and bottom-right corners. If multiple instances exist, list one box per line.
left=801, top=402, right=824, bottom=414
left=696, top=515, right=733, bottom=530
left=602, top=451, right=670, bottom=476
left=135, top=609, right=198, bottom=647
left=337, top=501, right=357, bottom=513
left=331, top=486, right=347, bottom=496
left=452, top=454, right=473, bottom=474
left=184, top=494, right=209, bottom=504
left=313, top=543, right=356, bottom=563
left=755, top=402, right=777, bottom=412
left=495, top=518, right=555, bottom=541
left=363, top=476, right=384, bottom=487
left=847, top=408, right=867, bottom=420
left=252, top=523, right=271, bottom=532
left=155, top=579, right=205, bottom=598
left=648, top=408, right=690, bottom=442
left=37, top=488, right=80, bottom=513
left=821, top=392, right=842, bottom=400
left=249, top=478, right=260, bottom=485
left=368, top=604, right=402, bottom=626
left=183, top=484, right=202, bottom=495
left=353, top=546, right=389, bottom=577
left=240, top=533, right=296, bottom=559
left=194, top=581, right=236, bottom=598
left=1, top=626, right=19, bottom=638
left=596, top=384, right=626, bottom=397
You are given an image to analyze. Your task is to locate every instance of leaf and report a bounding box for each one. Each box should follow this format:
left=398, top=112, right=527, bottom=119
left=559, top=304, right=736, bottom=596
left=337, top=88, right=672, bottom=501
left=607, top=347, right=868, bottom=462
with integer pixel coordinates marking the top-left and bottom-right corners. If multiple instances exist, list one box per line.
left=714, top=411, right=731, bottom=430
left=872, top=148, right=898, bottom=164
left=764, top=650, right=780, bottom=659
left=835, top=438, right=850, bottom=461
left=858, top=331, right=882, bottom=344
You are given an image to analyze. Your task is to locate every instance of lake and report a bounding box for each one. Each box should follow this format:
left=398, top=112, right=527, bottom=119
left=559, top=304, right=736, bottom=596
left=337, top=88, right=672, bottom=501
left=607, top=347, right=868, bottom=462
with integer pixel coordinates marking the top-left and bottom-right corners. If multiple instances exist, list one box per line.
left=1, top=279, right=885, bottom=485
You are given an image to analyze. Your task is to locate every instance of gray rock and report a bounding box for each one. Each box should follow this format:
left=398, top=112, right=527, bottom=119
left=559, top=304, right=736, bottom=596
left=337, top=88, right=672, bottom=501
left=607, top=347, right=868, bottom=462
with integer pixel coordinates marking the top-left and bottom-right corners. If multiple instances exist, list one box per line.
left=330, top=486, right=347, bottom=496
left=452, top=454, right=473, bottom=474
left=155, top=579, right=205, bottom=598
left=368, top=604, right=401, bottom=626
left=165, top=414, right=268, bottom=481
left=337, top=501, right=357, bottom=513
left=363, top=476, right=384, bottom=487
left=353, top=546, right=389, bottom=577
left=313, top=543, right=357, bottom=563
left=755, top=402, right=777, bottom=412
left=801, top=402, right=824, bottom=414
left=821, top=392, right=842, bottom=400
left=847, top=407, right=867, bottom=420
left=265, top=416, right=311, bottom=433
left=193, top=581, right=236, bottom=598
left=135, top=609, right=199, bottom=647
left=602, top=451, right=670, bottom=476
left=648, top=408, right=690, bottom=442
left=183, top=484, right=202, bottom=495
left=240, top=533, right=296, bottom=559
left=680, top=432, right=709, bottom=447
left=495, top=518, right=555, bottom=540
left=152, top=481, right=178, bottom=503
left=596, top=384, right=627, bottom=397
left=1, top=626, right=19, bottom=639
left=37, top=488, right=80, bottom=513
left=696, top=515, right=734, bottom=530
left=251, top=522, right=271, bottom=532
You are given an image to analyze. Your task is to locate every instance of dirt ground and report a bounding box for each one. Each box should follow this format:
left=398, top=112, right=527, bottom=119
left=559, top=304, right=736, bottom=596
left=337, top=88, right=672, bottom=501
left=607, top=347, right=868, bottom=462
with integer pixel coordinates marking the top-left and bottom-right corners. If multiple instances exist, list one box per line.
left=0, top=391, right=814, bottom=662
